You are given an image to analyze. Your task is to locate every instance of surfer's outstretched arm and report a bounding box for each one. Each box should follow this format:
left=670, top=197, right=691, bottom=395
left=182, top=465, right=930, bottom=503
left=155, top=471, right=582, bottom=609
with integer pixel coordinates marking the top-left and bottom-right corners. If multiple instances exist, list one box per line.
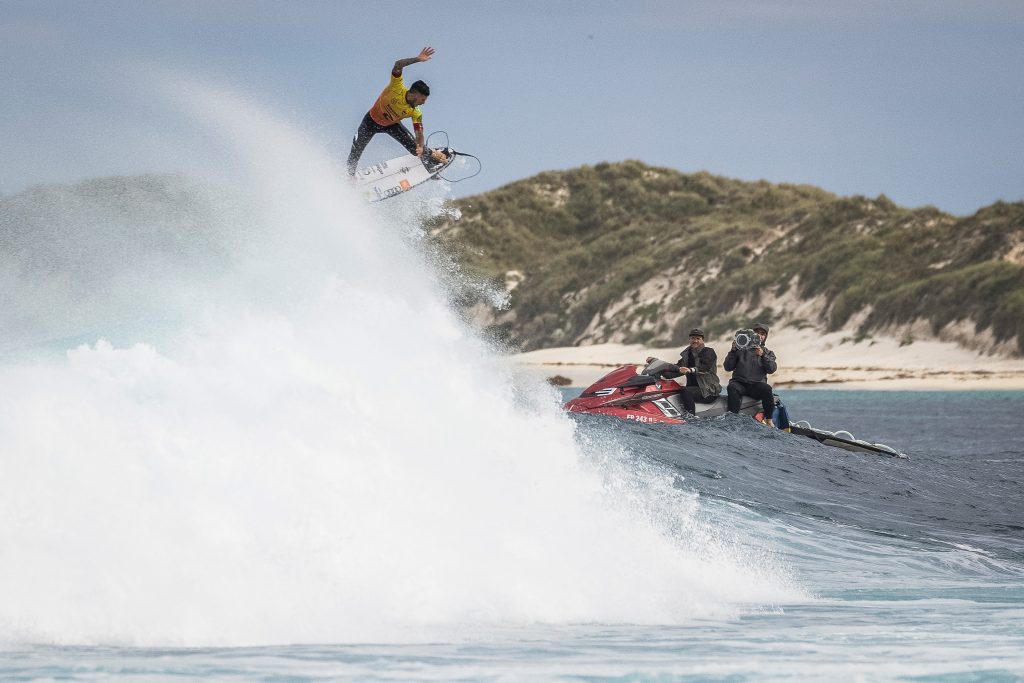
left=392, top=47, right=435, bottom=76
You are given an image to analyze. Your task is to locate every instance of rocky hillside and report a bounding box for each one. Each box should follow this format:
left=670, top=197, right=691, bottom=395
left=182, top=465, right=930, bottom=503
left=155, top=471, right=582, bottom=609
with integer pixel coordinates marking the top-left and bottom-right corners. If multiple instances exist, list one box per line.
left=431, top=161, right=1024, bottom=356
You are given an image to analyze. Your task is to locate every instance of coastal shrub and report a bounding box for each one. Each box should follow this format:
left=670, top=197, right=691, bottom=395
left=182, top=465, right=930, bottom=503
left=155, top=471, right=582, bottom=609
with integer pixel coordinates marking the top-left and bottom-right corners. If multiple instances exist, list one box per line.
left=435, top=161, right=1024, bottom=354
left=625, top=328, right=656, bottom=345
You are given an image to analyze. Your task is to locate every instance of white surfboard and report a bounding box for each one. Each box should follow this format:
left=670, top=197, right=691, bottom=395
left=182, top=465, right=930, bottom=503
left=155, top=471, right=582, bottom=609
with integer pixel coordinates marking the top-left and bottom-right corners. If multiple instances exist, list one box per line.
left=353, top=148, right=455, bottom=203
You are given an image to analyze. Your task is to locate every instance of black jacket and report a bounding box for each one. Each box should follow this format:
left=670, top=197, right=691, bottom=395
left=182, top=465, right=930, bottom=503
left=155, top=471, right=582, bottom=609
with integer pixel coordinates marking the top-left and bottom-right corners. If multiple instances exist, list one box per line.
left=723, top=346, right=777, bottom=383
left=679, top=344, right=720, bottom=397
left=664, top=346, right=722, bottom=398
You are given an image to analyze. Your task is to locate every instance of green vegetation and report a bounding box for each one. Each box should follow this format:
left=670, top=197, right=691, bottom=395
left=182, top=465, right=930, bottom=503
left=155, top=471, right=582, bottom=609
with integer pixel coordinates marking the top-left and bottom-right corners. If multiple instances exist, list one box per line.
left=432, top=161, right=1024, bottom=354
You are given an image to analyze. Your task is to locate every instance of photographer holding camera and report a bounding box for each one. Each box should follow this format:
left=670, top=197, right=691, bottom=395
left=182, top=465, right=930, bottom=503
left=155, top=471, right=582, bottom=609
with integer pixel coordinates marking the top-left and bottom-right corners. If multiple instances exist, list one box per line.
left=723, top=323, right=778, bottom=426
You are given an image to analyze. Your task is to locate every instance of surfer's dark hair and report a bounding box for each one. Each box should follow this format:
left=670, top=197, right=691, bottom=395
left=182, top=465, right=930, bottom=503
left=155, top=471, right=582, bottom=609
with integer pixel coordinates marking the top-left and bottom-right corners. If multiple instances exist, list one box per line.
left=409, top=80, right=430, bottom=97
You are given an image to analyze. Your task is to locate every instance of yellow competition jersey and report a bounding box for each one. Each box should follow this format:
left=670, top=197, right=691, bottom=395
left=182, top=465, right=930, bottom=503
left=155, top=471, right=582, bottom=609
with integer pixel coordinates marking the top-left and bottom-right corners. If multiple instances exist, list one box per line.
left=368, top=74, right=423, bottom=127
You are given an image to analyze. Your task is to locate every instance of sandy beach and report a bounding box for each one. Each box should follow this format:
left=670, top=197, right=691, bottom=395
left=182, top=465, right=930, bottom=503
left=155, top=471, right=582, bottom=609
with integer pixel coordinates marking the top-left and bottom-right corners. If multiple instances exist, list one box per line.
left=508, top=327, right=1024, bottom=390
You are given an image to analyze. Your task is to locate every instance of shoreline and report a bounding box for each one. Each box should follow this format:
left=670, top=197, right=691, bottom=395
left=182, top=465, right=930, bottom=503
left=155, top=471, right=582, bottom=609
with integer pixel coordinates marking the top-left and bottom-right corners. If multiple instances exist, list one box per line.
left=506, top=330, right=1024, bottom=391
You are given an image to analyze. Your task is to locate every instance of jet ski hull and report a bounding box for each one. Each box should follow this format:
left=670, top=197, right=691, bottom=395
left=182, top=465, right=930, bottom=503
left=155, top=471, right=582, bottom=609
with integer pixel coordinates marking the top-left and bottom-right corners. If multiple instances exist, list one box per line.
left=563, top=360, right=908, bottom=458
left=563, top=362, right=766, bottom=425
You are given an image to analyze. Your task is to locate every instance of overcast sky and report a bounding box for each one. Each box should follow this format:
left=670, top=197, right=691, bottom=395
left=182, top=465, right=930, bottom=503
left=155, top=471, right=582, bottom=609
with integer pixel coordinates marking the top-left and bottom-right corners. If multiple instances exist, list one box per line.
left=2, top=0, right=1022, bottom=214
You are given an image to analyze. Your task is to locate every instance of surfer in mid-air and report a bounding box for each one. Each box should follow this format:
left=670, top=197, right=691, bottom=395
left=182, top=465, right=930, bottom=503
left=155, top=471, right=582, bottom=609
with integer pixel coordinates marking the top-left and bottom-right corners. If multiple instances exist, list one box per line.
left=347, top=46, right=449, bottom=176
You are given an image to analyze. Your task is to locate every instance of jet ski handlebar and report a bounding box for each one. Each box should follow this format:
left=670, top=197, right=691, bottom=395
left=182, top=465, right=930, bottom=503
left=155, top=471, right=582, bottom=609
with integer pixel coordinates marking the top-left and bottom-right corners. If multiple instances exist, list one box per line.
left=641, top=358, right=678, bottom=377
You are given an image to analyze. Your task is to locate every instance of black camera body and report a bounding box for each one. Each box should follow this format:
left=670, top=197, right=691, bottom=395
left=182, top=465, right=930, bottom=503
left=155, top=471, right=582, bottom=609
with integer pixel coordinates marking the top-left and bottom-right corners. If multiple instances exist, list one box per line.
left=734, top=328, right=762, bottom=350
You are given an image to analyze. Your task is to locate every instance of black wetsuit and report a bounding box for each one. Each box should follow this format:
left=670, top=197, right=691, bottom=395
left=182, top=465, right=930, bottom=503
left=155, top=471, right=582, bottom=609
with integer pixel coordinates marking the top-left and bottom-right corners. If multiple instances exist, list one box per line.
left=346, top=113, right=418, bottom=175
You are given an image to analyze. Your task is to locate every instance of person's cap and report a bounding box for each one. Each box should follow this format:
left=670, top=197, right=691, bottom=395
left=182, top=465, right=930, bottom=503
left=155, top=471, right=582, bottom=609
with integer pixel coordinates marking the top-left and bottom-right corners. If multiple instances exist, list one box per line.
left=752, top=323, right=770, bottom=334
left=688, top=328, right=705, bottom=338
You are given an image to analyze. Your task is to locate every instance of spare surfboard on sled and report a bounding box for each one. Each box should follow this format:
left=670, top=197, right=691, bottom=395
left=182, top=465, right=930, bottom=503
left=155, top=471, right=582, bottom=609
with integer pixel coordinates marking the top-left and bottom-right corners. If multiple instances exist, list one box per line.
left=353, top=147, right=456, bottom=203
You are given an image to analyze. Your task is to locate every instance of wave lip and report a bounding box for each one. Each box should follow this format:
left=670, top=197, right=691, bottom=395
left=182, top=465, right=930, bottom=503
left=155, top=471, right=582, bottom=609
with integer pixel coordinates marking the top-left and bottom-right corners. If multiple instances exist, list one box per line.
left=0, top=77, right=800, bottom=647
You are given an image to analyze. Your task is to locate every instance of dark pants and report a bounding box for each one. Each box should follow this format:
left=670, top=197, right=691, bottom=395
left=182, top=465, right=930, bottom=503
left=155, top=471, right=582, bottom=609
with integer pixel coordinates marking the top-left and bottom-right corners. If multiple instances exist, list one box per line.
left=680, top=386, right=718, bottom=415
left=347, top=112, right=418, bottom=174
left=727, top=379, right=774, bottom=417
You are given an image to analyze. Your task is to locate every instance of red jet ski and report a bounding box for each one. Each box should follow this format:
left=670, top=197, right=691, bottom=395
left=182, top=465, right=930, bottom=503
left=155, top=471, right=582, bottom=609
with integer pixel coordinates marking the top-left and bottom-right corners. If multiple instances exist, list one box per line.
left=563, top=359, right=769, bottom=425
left=563, top=359, right=908, bottom=457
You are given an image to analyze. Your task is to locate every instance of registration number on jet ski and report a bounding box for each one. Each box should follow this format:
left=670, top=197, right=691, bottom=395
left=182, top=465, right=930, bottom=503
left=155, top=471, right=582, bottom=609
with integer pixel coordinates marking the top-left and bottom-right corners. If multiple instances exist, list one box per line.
left=626, top=414, right=661, bottom=423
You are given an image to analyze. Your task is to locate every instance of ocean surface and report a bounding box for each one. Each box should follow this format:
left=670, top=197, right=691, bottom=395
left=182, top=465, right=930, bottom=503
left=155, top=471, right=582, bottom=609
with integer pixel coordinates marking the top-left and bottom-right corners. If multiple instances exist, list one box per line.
left=3, top=391, right=1023, bottom=680
left=2, top=79, right=1022, bottom=681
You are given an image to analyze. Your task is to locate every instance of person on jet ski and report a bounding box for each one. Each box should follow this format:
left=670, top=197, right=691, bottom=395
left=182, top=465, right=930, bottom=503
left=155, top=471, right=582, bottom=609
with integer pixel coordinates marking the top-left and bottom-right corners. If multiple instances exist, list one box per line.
left=723, top=323, right=778, bottom=426
left=346, top=46, right=449, bottom=176
left=658, top=328, right=722, bottom=416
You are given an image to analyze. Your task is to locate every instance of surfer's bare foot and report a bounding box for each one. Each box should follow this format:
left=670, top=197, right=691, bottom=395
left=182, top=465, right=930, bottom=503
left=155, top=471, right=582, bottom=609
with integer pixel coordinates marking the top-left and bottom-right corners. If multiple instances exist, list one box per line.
left=431, top=149, right=449, bottom=163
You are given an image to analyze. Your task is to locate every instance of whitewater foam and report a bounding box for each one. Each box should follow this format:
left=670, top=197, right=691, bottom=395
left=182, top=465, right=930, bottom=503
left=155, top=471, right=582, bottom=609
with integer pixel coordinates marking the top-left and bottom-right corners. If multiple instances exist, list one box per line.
left=0, top=79, right=801, bottom=646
